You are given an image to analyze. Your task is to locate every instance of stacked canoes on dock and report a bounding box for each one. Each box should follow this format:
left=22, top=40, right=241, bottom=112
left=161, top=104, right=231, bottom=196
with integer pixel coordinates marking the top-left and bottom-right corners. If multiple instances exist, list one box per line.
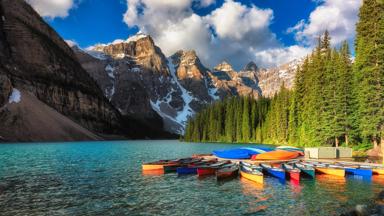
left=252, top=150, right=301, bottom=160
left=212, top=147, right=273, bottom=159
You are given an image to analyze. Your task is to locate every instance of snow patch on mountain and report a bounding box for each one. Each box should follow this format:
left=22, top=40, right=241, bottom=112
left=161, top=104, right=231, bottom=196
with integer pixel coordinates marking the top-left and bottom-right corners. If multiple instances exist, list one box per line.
left=8, top=88, right=21, bottom=104
left=84, top=50, right=108, bottom=60
left=105, top=65, right=115, bottom=79
left=167, top=59, right=195, bottom=129
left=104, top=65, right=116, bottom=100
left=208, top=87, right=220, bottom=100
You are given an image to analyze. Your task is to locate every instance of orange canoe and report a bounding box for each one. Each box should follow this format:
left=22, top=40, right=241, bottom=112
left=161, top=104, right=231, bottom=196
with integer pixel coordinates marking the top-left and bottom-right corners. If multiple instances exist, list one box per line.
left=142, top=161, right=178, bottom=171
left=251, top=150, right=300, bottom=160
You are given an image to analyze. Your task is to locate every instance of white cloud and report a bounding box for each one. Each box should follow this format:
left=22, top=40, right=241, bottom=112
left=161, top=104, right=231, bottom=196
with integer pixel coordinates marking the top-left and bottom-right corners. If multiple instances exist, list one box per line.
left=26, top=0, right=75, bottom=18
left=206, top=1, right=273, bottom=40
left=122, top=0, right=310, bottom=69
left=289, top=0, right=362, bottom=46
left=253, top=46, right=311, bottom=68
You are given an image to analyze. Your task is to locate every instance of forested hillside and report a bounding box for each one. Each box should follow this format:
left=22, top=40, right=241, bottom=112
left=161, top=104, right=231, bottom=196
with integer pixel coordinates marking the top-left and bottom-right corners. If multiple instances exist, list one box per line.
left=184, top=0, right=384, bottom=148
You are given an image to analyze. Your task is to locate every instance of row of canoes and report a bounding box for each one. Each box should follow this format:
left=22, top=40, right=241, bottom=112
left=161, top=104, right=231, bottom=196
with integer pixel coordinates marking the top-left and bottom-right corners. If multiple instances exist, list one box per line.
left=142, top=157, right=240, bottom=180
left=301, top=161, right=384, bottom=177
left=143, top=158, right=384, bottom=184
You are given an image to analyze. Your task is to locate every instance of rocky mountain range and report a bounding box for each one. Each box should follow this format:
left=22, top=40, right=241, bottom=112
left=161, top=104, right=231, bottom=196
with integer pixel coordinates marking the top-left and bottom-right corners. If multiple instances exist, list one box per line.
left=0, top=0, right=301, bottom=141
left=73, top=34, right=301, bottom=135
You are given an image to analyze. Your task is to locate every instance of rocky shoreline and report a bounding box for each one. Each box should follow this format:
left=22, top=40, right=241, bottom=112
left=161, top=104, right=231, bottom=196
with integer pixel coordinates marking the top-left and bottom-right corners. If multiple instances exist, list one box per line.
left=341, top=191, right=384, bottom=216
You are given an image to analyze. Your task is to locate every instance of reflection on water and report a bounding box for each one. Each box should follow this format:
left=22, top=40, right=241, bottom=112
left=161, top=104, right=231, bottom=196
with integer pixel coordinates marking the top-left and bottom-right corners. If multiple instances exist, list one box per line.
left=0, top=140, right=383, bottom=216
left=240, top=177, right=268, bottom=214
left=142, top=169, right=164, bottom=176
left=316, top=174, right=348, bottom=202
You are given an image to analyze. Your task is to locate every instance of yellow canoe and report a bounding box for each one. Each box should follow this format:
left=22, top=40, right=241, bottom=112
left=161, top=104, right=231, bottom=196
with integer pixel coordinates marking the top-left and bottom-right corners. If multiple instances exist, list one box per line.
left=373, top=168, right=384, bottom=175
left=315, top=167, right=345, bottom=177
left=240, top=170, right=264, bottom=184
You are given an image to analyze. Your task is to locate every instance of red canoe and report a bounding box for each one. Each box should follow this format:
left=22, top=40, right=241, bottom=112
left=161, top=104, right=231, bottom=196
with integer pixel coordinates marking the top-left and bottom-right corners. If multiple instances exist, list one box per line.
left=282, top=164, right=301, bottom=181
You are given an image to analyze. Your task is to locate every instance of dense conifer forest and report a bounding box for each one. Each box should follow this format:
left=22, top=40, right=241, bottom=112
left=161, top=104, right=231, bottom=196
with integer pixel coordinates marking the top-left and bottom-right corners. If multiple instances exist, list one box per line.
left=184, top=0, right=384, bottom=148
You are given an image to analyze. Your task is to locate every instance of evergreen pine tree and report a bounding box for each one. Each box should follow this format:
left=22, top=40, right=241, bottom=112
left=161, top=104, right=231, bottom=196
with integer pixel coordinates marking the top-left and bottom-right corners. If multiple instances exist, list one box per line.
left=354, top=0, right=384, bottom=148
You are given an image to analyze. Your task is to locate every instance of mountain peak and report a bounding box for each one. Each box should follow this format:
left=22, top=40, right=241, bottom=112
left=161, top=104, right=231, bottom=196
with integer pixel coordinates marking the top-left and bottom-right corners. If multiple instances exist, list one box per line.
left=125, top=32, right=150, bottom=43
left=214, top=61, right=234, bottom=72
left=243, top=61, right=258, bottom=72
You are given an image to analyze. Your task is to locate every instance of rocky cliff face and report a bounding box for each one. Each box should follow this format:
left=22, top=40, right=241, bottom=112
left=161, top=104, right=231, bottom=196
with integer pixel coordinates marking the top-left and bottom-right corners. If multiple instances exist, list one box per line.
left=76, top=35, right=185, bottom=133
left=209, top=61, right=261, bottom=99
left=0, top=0, right=124, bottom=135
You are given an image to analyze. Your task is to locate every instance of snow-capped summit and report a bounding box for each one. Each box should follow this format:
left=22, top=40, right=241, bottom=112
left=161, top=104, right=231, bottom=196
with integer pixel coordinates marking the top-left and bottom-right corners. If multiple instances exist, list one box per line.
left=125, top=32, right=148, bottom=43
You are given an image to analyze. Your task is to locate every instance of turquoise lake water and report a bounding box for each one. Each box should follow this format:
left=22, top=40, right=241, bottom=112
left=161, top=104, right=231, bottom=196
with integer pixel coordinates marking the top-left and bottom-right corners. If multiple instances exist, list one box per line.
left=0, top=140, right=383, bottom=216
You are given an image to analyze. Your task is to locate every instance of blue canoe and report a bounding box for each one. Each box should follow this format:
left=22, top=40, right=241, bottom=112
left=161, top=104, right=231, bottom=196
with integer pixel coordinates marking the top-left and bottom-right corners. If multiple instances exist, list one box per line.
left=177, top=167, right=197, bottom=175
left=260, top=164, right=286, bottom=180
left=213, top=147, right=274, bottom=159
left=345, top=167, right=372, bottom=177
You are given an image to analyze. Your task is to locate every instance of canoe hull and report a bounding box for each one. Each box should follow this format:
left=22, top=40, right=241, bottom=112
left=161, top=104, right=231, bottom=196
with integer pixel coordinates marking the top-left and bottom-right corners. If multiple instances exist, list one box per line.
left=177, top=167, right=197, bottom=175
left=264, top=169, right=286, bottom=180
left=289, top=171, right=301, bottom=181
left=216, top=167, right=239, bottom=180
left=197, top=167, right=216, bottom=176
left=301, top=169, right=315, bottom=178
left=345, top=168, right=372, bottom=177
left=240, top=170, right=263, bottom=184
left=315, top=167, right=345, bottom=177
left=216, top=171, right=238, bottom=180
left=163, top=165, right=181, bottom=173
left=142, top=164, right=166, bottom=171
left=373, top=168, right=384, bottom=175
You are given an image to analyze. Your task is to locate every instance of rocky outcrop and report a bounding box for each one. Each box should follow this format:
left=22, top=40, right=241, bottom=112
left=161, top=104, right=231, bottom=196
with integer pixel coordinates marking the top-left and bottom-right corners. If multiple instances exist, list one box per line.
left=170, top=50, right=215, bottom=110
left=210, top=61, right=261, bottom=99
left=341, top=190, right=384, bottom=216
left=256, top=59, right=302, bottom=97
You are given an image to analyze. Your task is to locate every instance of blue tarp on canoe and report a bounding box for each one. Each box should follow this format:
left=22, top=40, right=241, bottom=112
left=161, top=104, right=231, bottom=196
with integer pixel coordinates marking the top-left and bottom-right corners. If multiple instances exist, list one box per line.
left=213, top=147, right=274, bottom=159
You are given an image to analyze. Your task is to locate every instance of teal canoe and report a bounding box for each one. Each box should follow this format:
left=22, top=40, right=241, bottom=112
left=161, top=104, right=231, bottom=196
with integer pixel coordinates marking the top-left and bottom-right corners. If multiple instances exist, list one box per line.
left=294, top=163, right=315, bottom=178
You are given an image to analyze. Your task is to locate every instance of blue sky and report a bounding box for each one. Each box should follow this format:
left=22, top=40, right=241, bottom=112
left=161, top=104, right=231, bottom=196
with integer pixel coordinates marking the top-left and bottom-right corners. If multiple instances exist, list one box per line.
left=27, top=0, right=361, bottom=69
left=47, top=0, right=317, bottom=48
